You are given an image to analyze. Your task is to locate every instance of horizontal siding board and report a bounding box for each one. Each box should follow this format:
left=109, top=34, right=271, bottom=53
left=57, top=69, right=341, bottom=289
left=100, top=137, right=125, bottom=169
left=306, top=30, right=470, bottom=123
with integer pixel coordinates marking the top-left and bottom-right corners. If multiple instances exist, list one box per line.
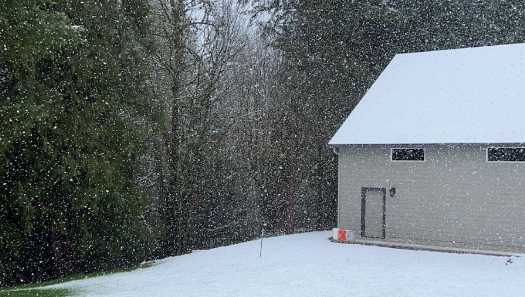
left=337, top=144, right=525, bottom=248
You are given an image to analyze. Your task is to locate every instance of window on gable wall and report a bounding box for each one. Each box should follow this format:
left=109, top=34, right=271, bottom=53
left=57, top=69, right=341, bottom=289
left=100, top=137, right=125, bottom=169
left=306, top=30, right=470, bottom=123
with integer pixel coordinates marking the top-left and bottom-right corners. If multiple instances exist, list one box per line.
left=487, top=147, right=525, bottom=162
left=391, top=148, right=425, bottom=161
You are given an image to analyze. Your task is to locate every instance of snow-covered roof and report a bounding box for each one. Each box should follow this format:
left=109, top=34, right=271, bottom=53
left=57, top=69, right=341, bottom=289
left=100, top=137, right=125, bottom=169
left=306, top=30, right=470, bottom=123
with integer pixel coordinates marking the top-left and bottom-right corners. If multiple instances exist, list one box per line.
left=329, top=43, right=525, bottom=145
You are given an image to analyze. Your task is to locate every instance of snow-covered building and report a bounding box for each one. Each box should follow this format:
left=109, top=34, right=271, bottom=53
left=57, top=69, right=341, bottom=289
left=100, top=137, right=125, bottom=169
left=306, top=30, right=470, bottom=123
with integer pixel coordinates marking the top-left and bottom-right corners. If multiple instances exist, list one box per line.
left=329, top=43, right=525, bottom=250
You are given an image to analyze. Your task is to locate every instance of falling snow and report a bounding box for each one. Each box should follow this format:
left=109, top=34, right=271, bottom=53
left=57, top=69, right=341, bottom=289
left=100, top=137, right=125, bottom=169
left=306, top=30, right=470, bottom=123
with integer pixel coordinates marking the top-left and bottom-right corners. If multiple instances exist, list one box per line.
left=2, top=0, right=525, bottom=294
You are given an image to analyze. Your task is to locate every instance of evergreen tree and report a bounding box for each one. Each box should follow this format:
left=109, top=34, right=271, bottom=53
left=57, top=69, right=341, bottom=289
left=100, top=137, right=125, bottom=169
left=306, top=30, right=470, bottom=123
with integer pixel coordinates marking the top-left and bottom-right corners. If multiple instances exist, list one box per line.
left=0, top=0, right=154, bottom=287
left=248, top=0, right=401, bottom=232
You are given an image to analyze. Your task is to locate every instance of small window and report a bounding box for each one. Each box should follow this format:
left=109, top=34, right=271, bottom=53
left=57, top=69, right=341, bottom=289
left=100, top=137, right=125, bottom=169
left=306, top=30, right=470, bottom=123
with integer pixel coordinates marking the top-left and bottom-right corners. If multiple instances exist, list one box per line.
left=487, top=147, right=525, bottom=162
left=391, top=148, right=424, bottom=161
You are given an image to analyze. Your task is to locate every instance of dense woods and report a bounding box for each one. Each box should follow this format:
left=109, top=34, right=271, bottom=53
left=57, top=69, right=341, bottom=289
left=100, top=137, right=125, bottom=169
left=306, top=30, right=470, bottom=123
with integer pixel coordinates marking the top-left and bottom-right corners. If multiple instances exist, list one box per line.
left=1, top=0, right=525, bottom=287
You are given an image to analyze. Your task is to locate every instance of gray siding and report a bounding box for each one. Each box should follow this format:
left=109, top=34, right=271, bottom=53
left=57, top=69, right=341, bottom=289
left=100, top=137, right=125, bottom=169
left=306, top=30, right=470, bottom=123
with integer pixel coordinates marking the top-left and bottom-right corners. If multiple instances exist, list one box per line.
left=337, top=144, right=525, bottom=248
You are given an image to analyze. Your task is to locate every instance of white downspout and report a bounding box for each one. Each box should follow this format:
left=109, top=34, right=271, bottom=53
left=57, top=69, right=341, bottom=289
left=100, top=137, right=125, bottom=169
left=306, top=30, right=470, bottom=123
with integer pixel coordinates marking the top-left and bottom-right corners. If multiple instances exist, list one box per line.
left=332, top=146, right=340, bottom=229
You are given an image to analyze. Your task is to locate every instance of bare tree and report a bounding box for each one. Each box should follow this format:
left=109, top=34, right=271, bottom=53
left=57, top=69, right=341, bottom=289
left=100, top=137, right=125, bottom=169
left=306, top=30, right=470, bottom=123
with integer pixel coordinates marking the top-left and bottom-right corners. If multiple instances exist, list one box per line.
left=151, top=0, right=249, bottom=255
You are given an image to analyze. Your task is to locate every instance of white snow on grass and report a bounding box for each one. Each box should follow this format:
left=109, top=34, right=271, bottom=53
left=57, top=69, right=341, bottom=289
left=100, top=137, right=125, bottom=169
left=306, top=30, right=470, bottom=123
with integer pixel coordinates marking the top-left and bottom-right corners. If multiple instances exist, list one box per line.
left=46, top=231, right=525, bottom=297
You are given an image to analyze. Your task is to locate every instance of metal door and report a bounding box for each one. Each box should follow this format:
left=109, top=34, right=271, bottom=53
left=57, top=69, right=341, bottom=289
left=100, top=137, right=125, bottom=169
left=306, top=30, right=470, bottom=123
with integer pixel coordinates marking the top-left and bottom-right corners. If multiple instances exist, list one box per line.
left=361, top=187, right=386, bottom=239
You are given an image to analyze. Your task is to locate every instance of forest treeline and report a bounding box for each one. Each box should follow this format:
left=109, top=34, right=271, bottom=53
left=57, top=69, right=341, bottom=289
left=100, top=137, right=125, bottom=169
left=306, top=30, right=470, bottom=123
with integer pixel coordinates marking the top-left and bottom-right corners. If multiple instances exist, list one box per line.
left=1, top=0, right=525, bottom=287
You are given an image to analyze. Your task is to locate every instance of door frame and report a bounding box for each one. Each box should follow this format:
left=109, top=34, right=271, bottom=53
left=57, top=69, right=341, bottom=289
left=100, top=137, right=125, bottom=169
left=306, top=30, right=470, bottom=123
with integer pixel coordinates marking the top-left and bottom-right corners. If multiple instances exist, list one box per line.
left=360, top=187, right=386, bottom=239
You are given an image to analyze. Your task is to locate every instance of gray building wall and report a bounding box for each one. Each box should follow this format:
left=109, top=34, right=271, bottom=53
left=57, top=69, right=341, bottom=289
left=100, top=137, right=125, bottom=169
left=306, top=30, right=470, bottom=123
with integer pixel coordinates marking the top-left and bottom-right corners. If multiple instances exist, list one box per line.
left=337, top=144, right=525, bottom=248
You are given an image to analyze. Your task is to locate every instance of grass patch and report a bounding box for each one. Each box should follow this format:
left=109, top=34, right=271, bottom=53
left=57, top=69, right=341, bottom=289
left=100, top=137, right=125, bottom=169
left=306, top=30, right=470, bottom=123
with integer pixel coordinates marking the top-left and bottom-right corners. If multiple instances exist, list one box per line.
left=0, top=288, right=74, bottom=297
left=0, top=260, right=159, bottom=296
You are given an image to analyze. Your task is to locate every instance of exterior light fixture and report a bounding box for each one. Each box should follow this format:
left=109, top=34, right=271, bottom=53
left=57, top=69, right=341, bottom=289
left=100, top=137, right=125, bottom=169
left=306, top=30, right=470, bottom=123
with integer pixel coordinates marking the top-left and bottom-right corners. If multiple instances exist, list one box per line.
left=389, top=187, right=396, bottom=197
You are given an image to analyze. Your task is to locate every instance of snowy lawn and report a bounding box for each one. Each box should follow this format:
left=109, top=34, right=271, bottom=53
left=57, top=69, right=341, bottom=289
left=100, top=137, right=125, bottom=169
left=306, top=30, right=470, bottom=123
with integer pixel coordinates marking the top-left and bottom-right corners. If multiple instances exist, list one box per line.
left=45, top=231, right=524, bottom=297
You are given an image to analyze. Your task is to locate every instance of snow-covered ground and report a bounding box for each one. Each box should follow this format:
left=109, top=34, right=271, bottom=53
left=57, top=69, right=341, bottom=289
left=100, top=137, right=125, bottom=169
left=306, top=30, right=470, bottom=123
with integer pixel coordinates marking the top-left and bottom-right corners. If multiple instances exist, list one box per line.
left=46, top=231, right=525, bottom=297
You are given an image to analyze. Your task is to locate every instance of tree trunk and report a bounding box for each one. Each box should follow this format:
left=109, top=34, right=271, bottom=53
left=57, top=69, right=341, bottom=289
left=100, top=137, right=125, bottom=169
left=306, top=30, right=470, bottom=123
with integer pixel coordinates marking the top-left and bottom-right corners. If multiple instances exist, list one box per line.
left=165, top=0, right=187, bottom=256
left=285, top=98, right=298, bottom=234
